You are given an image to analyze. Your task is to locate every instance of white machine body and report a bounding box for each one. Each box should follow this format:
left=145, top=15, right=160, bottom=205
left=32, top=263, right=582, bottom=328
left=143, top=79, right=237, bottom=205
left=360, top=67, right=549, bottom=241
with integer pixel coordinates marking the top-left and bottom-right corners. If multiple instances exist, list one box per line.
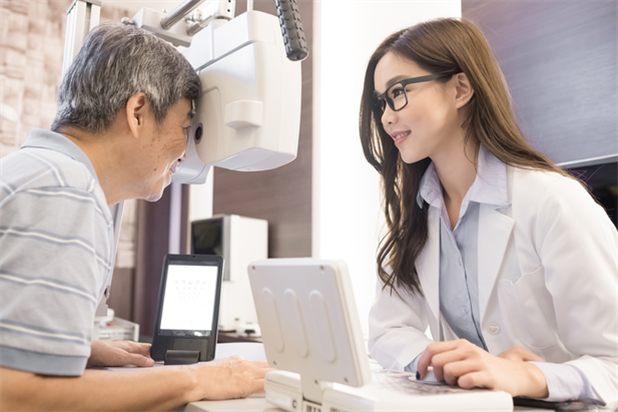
left=186, top=10, right=301, bottom=172
left=219, top=215, right=267, bottom=330
left=133, top=5, right=302, bottom=181
left=250, top=259, right=514, bottom=412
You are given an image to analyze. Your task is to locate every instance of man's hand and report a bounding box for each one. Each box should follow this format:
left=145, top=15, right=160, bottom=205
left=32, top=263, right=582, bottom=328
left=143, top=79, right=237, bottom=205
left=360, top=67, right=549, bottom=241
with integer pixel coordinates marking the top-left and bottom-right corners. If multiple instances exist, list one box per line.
left=417, top=339, right=548, bottom=398
left=190, top=355, right=273, bottom=400
left=87, top=340, right=155, bottom=368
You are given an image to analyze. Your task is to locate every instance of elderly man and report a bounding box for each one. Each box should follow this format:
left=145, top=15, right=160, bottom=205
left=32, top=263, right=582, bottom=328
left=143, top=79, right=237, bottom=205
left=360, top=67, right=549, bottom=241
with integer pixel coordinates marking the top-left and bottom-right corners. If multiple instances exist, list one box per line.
left=0, top=22, right=269, bottom=410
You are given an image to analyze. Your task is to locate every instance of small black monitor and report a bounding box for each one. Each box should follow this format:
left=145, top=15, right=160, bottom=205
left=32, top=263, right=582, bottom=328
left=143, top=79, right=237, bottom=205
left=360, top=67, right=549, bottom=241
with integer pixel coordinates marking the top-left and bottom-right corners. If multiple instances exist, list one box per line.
left=151, top=254, right=223, bottom=363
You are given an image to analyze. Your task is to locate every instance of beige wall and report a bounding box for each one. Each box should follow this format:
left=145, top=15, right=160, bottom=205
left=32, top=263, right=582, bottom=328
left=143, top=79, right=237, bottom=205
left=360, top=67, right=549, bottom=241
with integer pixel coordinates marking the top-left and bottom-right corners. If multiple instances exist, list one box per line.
left=0, top=0, right=134, bottom=157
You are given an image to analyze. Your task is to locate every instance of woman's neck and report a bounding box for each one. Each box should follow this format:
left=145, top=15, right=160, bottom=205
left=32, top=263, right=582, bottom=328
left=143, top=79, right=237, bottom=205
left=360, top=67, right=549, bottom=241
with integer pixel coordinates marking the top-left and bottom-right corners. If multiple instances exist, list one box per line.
left=432, top=138, right=479, bottom=228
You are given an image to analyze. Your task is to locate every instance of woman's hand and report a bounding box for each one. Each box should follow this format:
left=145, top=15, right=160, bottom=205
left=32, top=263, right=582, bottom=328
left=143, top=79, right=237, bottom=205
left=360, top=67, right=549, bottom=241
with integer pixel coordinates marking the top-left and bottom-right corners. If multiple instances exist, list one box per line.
left=497, top=346, right=545, bottom=363
left=417, top=339, right=548, bottom=398
left=87, top=340, right=155, bottom=368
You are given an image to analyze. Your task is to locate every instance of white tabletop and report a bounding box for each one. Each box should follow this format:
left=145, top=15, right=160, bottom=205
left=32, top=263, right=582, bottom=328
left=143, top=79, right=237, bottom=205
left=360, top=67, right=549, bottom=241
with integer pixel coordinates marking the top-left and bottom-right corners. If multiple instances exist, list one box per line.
left=185, top=396, right=558, bottom=412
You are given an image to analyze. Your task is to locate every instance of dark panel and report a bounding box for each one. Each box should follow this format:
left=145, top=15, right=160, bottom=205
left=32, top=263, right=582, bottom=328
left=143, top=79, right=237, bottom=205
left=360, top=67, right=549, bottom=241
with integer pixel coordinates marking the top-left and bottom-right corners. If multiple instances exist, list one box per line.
left=463, top=0, right=617, bottom=164
left=107, top=268, right=134, bottom=321
left=133, top=186, right=172, bottom=338
left=212, top=0, right=313, bottom=258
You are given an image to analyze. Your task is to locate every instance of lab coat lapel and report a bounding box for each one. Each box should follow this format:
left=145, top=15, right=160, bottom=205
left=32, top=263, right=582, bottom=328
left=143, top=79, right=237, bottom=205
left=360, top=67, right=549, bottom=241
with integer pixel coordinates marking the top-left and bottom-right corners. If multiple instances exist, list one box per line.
left=478, top=204, right=515, bottom=321
left=417, top=207, right=440, bottom=330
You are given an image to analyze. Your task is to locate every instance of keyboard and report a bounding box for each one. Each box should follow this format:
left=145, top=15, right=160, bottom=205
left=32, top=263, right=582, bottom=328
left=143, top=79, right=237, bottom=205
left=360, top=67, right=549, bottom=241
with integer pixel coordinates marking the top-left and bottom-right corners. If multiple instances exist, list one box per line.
left=370, top=369, right=471, bottom=395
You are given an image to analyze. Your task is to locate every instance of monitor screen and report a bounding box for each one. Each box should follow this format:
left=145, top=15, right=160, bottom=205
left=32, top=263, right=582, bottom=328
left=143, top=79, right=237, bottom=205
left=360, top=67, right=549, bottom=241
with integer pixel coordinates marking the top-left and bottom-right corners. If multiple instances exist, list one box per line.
left=192, top=218, right=223, bottom=256
left=159, top=262, right=219, bottom=336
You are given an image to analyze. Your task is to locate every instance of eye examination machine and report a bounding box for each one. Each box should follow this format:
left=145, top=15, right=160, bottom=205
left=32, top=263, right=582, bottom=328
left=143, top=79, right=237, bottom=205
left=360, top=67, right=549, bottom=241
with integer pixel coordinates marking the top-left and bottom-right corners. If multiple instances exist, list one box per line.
left=62, top=0, right=308, bottom=328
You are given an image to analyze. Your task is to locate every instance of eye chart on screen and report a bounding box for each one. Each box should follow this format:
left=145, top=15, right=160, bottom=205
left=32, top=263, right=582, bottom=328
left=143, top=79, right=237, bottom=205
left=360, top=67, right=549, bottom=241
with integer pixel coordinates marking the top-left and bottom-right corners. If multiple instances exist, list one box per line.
left=160, top=263, right=218, bottom=332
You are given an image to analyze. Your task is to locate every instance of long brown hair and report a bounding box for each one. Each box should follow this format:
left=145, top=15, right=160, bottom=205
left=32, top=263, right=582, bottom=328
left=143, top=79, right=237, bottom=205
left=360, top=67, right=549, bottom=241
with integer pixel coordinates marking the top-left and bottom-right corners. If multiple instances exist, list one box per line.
left=359, top=18, right=568, bottom=296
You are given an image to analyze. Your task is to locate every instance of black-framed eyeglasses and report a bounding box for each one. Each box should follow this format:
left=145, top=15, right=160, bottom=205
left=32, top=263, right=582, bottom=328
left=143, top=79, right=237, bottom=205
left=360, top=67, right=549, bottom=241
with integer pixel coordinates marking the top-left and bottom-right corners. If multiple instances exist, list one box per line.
left=374, top=72, right=458, bottom=114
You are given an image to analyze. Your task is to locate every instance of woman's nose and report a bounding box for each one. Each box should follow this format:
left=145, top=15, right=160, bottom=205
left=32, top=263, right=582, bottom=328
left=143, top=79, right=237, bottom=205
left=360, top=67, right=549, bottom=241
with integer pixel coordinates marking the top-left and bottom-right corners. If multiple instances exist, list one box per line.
left=381, top=104, right=396, bottom=126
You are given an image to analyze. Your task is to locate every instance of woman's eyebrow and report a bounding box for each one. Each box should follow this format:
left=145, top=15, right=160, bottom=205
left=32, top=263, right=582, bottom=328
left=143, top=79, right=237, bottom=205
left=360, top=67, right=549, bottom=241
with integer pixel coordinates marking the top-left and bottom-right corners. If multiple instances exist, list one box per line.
left=375, top=75, right=412, bottom=96
left=386, top=75, right=409, bottom=87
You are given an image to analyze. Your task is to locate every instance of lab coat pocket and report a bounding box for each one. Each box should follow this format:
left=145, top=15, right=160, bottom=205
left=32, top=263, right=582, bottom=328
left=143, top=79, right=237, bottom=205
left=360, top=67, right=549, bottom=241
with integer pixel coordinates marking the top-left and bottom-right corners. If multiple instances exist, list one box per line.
left=498, top=266, right=558, bottom=350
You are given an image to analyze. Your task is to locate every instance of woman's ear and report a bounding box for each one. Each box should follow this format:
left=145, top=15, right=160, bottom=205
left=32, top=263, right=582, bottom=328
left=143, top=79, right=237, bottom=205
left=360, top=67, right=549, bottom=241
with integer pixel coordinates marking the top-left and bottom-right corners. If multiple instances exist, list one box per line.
left=454, top=72, right=474, bottom=109
left=125, top=93, right=149, bottom=138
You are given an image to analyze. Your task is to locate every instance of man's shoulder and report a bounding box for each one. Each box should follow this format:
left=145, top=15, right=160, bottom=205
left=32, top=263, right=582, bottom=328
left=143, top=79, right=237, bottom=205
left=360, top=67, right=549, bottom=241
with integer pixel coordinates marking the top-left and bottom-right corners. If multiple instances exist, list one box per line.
left=2, top=146, right=97, bottom=196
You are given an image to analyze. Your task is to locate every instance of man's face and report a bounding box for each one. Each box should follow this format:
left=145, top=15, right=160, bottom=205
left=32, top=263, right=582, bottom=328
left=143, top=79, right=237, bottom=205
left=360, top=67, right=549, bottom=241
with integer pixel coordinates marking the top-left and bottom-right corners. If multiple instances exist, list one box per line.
left=137, top=98, right=193, bottom=202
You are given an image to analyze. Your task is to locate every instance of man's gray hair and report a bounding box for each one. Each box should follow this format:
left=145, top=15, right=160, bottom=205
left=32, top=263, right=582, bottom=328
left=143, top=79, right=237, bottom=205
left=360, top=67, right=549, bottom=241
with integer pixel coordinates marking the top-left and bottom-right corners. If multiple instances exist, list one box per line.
left=52, top=22, right=200, bottom=133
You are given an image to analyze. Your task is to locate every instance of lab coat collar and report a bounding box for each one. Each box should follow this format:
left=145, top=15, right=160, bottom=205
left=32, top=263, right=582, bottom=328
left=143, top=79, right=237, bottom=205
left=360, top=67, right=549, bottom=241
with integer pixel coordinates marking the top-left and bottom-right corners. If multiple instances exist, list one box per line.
left=20, top=128, right=100, bottom=184
left=415, top=150, right=515, bottom=326
left=478, top=201, right=515, bottom=320
left=416, top=206, right=441, bottom=330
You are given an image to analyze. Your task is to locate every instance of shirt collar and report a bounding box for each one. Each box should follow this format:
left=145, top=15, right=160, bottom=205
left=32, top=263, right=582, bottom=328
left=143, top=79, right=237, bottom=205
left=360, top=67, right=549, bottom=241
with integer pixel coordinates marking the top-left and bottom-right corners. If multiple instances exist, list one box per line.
left=20, top=128, right=99, bottom=183
left=467, top=145, right=509, bottom=208
left=416, top=145, right=509, bottom=210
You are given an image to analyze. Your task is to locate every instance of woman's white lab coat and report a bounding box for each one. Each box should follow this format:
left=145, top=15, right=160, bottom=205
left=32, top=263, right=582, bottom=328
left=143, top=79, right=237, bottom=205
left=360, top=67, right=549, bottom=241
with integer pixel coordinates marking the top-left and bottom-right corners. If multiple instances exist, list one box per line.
left=368, top=166, right=618, bottom=408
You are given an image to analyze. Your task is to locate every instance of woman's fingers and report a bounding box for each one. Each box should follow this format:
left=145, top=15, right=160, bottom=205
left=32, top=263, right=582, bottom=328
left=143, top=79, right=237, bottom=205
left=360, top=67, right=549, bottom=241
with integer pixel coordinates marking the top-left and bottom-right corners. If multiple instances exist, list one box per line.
left=417, top=340, right=464, bottom=379
left=456, top=370, right=493, bottom=390
left=428, top=350, right=468, bottom=382
left=440, top=360, right=482, bottom=386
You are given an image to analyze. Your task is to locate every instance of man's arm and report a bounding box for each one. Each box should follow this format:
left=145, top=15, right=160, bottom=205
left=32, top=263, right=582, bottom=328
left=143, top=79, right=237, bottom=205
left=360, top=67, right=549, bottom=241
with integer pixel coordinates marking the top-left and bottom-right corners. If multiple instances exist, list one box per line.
left=1, top=356, right=270, bottom=411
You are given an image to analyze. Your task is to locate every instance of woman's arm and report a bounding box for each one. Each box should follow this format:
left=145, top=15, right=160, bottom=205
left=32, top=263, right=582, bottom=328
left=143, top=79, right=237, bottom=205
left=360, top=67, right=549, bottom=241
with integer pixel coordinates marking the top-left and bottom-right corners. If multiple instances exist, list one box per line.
left=531, top=173, right=618, bottom=408
left=368, top=279, right=434, bottom=370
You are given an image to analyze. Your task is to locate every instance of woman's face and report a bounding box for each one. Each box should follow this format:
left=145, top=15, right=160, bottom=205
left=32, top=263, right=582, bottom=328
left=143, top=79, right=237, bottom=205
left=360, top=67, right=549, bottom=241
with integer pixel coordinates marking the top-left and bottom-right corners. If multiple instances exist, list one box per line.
left=374, top=52, right=462, bottom=164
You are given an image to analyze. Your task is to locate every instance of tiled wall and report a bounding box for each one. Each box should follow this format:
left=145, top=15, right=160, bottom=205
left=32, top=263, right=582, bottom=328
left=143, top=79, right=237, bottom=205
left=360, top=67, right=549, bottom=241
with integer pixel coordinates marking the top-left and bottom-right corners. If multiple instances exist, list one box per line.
left=0, top=0, right=135, bottom=156
left=0, top=0, right=68, bottom=157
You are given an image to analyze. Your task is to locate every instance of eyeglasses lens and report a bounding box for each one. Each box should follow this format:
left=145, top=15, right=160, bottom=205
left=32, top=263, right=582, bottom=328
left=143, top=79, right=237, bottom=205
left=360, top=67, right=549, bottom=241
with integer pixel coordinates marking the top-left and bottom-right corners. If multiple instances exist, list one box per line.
left=387, top=83, right=408, bottom=111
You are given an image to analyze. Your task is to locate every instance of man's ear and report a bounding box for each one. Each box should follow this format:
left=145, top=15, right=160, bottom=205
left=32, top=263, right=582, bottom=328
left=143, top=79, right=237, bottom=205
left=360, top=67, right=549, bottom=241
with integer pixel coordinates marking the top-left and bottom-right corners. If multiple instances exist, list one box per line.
left=126, top=93, right=149, bottom=138
left=454, top=72, right=474, bottom=109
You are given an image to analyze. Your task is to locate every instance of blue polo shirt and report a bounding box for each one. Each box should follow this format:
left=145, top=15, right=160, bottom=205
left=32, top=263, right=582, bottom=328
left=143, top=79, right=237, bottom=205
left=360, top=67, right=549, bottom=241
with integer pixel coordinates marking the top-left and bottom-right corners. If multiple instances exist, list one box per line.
left=0, top=129, right=114, bottom=375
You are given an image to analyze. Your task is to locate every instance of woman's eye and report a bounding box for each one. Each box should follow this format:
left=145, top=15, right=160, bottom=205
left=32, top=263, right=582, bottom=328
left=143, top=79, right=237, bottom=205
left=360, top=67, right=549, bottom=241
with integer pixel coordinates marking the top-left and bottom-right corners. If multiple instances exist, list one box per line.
left=390, top=87, right=405, bottom=98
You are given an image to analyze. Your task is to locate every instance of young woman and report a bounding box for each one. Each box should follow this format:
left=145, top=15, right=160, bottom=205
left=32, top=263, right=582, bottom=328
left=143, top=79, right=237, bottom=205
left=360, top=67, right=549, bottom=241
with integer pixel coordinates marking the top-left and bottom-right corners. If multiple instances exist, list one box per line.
left=360, top=18, right=617, bottom=408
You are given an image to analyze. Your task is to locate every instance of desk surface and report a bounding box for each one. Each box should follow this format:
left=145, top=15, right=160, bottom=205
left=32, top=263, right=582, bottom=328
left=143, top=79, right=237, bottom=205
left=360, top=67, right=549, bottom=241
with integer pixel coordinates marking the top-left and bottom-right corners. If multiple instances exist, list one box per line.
left=185, top=395, right=564, bottom=412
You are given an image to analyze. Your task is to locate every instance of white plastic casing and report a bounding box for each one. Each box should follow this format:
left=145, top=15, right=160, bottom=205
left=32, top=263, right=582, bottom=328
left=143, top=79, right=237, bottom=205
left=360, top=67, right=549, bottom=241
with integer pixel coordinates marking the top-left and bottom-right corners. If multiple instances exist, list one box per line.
left=248, top=258, right=371, bottom=405
left=185, top=10, right=301, bottom=172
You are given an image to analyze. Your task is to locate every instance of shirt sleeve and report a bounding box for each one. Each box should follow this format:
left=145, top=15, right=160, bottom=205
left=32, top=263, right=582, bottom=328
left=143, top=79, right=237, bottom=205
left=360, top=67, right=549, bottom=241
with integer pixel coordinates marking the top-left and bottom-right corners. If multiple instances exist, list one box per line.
left=531, top=362, right=605, bottom=405
left=0, top=187, right=112, bottom=376
left=404, top=352, right=422, bottom=375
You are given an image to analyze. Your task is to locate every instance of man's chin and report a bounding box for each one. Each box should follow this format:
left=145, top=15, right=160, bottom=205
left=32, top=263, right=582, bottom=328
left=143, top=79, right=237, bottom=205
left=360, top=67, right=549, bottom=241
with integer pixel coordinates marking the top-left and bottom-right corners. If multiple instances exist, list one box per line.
left=144, top=194, right=163, bottom=202
left=143, top=188, right=165, bottom=202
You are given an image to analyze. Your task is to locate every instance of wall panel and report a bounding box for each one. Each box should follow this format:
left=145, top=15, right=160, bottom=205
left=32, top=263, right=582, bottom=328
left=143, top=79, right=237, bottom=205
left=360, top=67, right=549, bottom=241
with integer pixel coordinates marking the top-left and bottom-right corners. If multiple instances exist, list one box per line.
left=463, top=0, right=617, bottom=165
